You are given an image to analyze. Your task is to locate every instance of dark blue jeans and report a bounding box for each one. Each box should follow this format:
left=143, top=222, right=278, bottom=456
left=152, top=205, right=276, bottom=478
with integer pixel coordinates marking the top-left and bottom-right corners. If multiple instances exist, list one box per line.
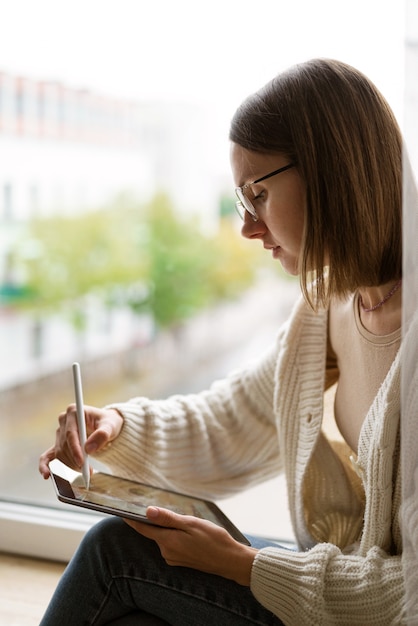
left=39, top=517, right=285, bottom=625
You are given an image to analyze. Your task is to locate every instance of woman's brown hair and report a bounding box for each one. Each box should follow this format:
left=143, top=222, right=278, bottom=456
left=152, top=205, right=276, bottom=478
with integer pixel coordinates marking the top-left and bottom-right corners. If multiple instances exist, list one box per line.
left=229, top=58, right=403, bottom=308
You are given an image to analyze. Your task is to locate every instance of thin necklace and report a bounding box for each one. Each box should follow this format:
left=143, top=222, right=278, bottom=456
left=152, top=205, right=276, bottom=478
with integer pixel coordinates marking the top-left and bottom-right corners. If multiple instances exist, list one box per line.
left=359, top=279, right=402, bottom=313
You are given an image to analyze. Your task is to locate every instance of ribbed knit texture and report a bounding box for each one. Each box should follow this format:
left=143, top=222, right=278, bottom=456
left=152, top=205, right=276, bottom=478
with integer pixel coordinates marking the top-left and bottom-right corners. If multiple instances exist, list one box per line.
left=96, top=296, right=407, bottom=625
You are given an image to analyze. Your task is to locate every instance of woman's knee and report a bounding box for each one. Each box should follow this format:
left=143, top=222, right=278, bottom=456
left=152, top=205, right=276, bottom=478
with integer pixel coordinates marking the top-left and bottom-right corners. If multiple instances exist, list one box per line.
left=74, top=516, right=135, bottom=569
left=84, top=516, right=126, bottom=545
left=77, top=516, right=159, bottom=573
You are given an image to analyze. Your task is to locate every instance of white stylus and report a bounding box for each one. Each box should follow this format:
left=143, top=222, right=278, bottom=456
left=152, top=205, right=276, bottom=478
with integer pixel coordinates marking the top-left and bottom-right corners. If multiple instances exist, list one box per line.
left=72, top=362, right=90, bottom=489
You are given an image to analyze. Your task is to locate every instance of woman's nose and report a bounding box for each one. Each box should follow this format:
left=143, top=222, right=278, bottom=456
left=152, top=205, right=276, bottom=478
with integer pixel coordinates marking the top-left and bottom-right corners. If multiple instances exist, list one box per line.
left=241, top=213, right=266, bottom=239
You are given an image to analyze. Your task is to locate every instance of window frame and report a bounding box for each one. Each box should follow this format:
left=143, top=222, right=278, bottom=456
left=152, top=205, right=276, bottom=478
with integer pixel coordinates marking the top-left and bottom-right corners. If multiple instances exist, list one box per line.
left=0, top=500, right=102, bottom=561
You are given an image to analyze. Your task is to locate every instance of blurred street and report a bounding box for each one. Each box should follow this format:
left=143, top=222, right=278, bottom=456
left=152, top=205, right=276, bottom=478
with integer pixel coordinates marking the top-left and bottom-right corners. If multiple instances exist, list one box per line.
left=0, top=276, right=299, bottom=540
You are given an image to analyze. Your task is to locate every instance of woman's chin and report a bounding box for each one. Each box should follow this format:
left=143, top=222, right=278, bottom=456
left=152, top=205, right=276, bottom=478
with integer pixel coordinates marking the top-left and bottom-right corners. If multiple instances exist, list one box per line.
left=276, top=253, right=300, bottom=277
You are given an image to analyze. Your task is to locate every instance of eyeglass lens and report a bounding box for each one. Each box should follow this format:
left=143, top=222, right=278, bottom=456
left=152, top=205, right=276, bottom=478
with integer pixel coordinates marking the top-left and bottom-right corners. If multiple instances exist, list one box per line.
left=235, top=188, right=257, bottom=221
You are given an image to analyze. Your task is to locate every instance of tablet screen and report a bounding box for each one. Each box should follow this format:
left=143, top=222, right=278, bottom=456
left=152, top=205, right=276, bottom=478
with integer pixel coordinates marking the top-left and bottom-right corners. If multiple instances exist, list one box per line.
left=51, top=471, right=250, bottom=545
left=73, top=472, right=223, bottom=525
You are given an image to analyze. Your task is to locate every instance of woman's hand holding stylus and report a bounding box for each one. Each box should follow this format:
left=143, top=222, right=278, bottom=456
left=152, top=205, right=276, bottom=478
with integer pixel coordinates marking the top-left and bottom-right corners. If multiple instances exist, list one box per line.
left=39, top=405, right=124, bottom=479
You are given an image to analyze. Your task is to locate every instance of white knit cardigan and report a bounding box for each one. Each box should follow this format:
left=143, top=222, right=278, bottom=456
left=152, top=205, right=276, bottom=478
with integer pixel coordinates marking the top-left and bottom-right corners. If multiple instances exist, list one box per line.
left=98, top=296, right=406, bottom=625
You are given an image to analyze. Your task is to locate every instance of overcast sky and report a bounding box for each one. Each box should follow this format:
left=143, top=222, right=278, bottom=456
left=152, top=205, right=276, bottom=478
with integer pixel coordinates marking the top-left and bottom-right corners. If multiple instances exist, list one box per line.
left=1, top=0, right=414, bottom=177
left=0, top=0, right=407, bottom=117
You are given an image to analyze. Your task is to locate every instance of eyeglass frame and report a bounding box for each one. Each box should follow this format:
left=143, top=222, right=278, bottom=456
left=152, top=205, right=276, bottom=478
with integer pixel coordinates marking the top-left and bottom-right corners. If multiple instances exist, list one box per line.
left=234, top=162, right=296, bottom=222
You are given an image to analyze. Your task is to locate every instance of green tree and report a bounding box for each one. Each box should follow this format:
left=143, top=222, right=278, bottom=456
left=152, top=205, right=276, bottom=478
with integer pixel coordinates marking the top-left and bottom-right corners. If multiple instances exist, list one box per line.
left=12, top=205, right=147, bottom=328
left=137, top=194, right=216, bottom=327
left=136, top=194, right=270, bottom=327
left=11, top=192, right=269, bottom=331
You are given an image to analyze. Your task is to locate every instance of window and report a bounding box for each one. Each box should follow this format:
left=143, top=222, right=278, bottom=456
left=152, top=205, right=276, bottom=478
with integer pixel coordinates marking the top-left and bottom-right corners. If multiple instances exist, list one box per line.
left=0, top=0, right=410, bottom=564
left=2, top=183, right=13, bottom=221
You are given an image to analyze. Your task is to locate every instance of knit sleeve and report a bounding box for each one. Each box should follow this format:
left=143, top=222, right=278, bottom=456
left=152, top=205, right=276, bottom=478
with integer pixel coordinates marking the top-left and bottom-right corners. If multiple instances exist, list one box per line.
left=91, top=327, right=288, bottom=499
left=251, top=543, right=405, bottom=625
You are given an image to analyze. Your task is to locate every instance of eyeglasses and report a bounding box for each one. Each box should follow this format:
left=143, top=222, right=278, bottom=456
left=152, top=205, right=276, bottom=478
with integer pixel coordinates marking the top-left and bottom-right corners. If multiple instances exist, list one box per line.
left=234, top=162, right=296, bottom=222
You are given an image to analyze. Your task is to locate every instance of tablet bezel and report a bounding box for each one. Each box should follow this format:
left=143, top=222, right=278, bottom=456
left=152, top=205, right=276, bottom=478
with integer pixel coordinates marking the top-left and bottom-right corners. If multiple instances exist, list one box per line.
left=50, top=471, right=250, bottom=545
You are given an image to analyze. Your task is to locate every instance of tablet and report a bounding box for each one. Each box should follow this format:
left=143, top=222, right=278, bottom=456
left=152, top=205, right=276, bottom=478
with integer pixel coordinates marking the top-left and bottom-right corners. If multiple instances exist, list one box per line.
left=50, top=471, right=250, bottom=545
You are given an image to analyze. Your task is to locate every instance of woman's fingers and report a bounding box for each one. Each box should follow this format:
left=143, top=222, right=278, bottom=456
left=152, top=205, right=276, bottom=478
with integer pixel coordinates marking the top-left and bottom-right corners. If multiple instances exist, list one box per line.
left=38, top=406, right=124, bottom=478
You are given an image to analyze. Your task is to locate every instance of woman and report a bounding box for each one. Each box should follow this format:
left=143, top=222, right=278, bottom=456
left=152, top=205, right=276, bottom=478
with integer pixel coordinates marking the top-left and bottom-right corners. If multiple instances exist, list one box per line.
left=39, top=59, right=411, bottom=625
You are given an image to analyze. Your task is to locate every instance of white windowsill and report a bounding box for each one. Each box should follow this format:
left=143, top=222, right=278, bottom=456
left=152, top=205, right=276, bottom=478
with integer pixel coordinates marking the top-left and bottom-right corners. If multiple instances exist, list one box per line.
left=0, top=501, right=103, bottom=562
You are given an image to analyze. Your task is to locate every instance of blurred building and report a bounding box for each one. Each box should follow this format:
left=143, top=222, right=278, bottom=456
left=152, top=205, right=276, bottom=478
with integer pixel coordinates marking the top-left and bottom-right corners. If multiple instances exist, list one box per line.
left=0, top=72, right=150, bottom=221
left=0, top=70, right=225, bottom=388
left=0, top=69, right=220, bottom=222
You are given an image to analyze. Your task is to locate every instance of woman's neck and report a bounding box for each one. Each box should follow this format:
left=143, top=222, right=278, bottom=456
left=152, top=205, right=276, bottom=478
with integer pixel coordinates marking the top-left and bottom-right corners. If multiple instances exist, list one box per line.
left=357, top=280, right=402, bottom=336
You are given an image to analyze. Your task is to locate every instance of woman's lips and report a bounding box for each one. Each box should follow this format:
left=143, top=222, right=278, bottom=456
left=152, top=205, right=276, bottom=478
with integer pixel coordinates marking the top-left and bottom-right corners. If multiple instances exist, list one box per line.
left=264, top=244, right=281, bottom=259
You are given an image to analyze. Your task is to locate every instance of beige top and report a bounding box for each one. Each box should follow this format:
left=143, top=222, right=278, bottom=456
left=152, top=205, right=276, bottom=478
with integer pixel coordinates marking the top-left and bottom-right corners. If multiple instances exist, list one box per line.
left=329, top=293, right=401, bottom=453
